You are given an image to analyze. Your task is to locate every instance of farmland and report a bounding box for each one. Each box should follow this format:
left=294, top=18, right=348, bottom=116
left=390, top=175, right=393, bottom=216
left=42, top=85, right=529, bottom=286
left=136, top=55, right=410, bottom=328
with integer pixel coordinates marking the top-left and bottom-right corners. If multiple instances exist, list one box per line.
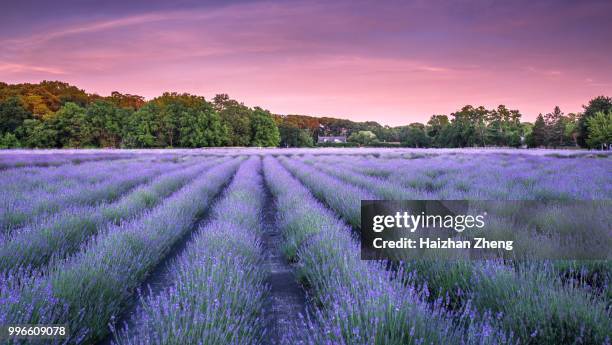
left=0, top=148, right=610, bottom=345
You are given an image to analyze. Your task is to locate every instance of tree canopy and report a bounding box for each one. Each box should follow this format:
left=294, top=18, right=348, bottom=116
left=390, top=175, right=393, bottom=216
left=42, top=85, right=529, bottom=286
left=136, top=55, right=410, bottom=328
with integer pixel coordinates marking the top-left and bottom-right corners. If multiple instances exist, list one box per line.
left=586, top=111, right=612, bottom=149
left=578, top=96, right=612, bottom=148
left=0, top=81, right=609, bottom=149
left=348, top=130, right=377, bottom=145
left=250, top=107, right=280, bottom=147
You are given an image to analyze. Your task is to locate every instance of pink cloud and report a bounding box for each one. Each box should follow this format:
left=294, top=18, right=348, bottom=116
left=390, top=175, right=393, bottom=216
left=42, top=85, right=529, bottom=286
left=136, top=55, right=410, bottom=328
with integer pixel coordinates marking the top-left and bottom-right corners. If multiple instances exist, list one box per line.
left=0, top=62, right=65, bottom=75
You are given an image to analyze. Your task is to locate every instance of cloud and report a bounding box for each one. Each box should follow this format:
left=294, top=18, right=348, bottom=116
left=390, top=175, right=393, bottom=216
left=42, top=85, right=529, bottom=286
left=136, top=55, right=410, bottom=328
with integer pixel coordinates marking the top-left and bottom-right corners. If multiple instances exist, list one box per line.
left=416, top=65, right=450, bottom=73
left=0, top=62, right=65, bottom=75
left=525, top=66, right=563, bottom=77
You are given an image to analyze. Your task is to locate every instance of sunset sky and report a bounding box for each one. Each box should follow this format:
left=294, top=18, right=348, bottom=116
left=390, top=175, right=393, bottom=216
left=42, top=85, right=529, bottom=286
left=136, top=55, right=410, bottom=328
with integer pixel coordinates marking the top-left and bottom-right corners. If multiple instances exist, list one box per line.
left=1, top=0, right=611, bottom=125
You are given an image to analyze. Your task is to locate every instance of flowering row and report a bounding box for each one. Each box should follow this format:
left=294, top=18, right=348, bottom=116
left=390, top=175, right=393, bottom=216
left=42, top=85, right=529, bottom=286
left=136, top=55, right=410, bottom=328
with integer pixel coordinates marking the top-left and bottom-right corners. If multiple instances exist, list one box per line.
left=0, top=157, right=186, bottom=232
left=0, top=158, right=241, bottom=344
left=0, top=158, right=226, bottom=273
left=113, top=156, right=268, bottom=344
left=264, top=156, right=509, bottom=344
left=291, top=154, right=611, bottom=344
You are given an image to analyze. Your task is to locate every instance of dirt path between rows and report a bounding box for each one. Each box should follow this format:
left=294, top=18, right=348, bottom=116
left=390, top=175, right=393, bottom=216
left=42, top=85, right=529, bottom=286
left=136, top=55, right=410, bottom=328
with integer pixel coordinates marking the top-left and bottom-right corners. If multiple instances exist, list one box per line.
left=261, top=181, right=308, bottom=345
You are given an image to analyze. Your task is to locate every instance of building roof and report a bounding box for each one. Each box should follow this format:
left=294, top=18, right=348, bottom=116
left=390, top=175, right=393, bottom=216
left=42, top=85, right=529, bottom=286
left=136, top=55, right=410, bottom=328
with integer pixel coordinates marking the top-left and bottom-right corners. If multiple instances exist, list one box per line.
left=317, top=136, right=347, bottom=143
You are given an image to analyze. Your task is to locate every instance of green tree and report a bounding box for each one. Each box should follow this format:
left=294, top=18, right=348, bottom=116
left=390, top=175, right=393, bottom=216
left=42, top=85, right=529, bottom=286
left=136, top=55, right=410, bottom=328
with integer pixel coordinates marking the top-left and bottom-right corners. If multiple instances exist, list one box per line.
left=544, top=106, right=564, bottom=147
left=401, top=123, right=431, bottom=148
left=21, top=119, right=57, bottom=148
left=348, top=130, right=377, bottom=145
left=529, top=114, right=547, bottom=148
left=585, top=111, right=611, bottom=150
left=52, top=102, right=92, bottom=147
left=450, top=107, right=468, bottom=147
left=123, top=103, right=160, bottom=148
left=214, top=94, right=252, bottom=146
left=250, top=107, right=280, bottom=147
left=505, top=131, right=522, bottom=147
left=379, top=126, right=401, bottom=142
left=279, top=122, right=313, bottom=147
left=0, top=97, right=32, bottom=136
left=562, top=113, right=579, bottom=146
left=448, top=106, right=480, bottom=147
left=87, top=101, right=127, bottom=147
left=486, top=106, right=506, bottom=146
left=152, top=92, right=210, bottom=147
left=0, top=132, right=21, bottom=148
left=177, top=104, right=227, bottom=147
left=426, top=114, right=449, bottom=146
left=472, top=106, right=489, bottom=146
left=159, top=102, right=183, bottom=147
left=578, top=96, right=612, bottom=148
left=485, top=105, right=522, bottom=146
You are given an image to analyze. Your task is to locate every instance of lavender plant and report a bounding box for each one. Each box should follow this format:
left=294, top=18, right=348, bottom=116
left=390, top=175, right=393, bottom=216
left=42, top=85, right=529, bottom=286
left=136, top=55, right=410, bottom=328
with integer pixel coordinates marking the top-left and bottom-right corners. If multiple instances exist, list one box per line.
left=302, top=154, right=612, bottom=344
left=0, top=148, right=608, bottom=345
left=0, top=151, right=134, bottom=169
left=263, top=156, right=511, bottom=345
left=0, top=158, right=227, bottom=273
left=0, top=158, right=188, bottom=231
left=277, top=156, right=377, bottom=229
left=0, top=158, right=242, bottom=344
left=112, top=156, right=268, bottom=345
left=298, top=154, right=418, bottom=199
left=312, top=152, right=611, bottom=200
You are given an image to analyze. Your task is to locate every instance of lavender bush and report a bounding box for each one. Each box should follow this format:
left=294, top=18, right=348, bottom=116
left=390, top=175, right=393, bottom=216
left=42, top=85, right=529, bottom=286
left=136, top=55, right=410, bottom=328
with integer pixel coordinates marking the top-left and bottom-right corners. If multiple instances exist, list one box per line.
left=264, top=156, right=512, bottom=345
left=277, top=156, right=376, bottom=229
left=0, top=158, right=184, bottom=231
left=0, top=148, right=608, bottom=345
left=0, top=157, right=227, bottom=272
left=0, top=158, right=241, bottom=344
left=309, top=152, right=611, bottom=200
left=113, top=156, right=268, bottom=345
left=0, top=151, right=135, bottom=169
left=294, top=153, right=612, bottom=344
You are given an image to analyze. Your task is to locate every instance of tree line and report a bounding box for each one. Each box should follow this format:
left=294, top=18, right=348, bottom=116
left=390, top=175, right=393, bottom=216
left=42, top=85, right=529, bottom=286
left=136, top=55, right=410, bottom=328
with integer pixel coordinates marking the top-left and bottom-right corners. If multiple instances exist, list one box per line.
left=0, top=82, right=279, bottom=148
left=274, top=99, right=610, bottom=150
left=0, top=81, right=610, bottom=149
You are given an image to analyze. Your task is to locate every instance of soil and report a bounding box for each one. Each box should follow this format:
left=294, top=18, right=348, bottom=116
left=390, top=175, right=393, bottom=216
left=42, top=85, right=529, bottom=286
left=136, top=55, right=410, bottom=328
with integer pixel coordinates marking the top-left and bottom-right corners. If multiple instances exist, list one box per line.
left=260, top=181, right=308, bottom=345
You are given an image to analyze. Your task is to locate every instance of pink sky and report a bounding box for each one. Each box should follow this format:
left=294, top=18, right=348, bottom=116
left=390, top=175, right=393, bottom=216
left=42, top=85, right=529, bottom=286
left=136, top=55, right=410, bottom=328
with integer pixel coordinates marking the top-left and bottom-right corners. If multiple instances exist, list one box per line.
left=1, top=0, right=611, bottom=125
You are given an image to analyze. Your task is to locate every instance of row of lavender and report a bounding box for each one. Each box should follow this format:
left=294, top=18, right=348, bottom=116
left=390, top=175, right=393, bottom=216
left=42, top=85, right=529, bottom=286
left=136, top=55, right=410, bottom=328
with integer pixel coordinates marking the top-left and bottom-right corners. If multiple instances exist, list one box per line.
left=0, top=150, right=609, bottom=344
left=0, top=155, right=200, bottom=231
left=105, top=154, right=485, bottom=345
left=265, top=156, right=511, bottom=344
left=0, top=152, right=136, bottom=169
left=277, top=153, right=611, bottom=344
left=0, top=158, right=226, bottom=272
left=112, top=156, right=268, bottom=344
left=0, top=154, right=242, bottom=343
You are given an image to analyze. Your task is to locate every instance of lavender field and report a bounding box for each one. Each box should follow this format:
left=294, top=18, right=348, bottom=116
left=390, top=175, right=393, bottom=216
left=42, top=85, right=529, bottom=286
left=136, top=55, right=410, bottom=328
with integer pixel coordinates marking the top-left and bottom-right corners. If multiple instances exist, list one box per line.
left=0, top=149, right=610, bottom=345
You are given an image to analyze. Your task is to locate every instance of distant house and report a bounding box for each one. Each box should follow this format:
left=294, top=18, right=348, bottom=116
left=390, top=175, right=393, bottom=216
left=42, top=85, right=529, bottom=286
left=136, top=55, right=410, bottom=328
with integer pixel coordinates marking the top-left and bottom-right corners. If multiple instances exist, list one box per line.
left=318, top=136, right=347, bottom=144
